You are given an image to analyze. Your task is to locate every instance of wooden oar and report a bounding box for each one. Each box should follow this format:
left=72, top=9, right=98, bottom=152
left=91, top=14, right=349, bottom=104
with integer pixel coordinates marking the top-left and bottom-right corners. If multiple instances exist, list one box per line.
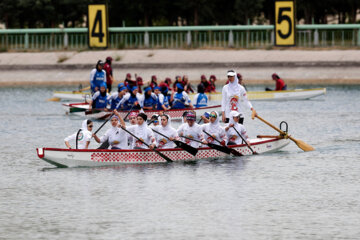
left=152, top=129, right=198, bottom=156
left=73, top=86, right=90, bottom=93
left=120, top=126, right=173, bottom=163
left=255, top=115, right=315, bottom=152
left=94, top=104, right=135, bottom=135
left=203, top=130, right=242, bottom=156
left=47, top=97, right=61, bottom=102
left=181, top=135, right=232, bottom=155
left=232, top=127, right=257, bottom=155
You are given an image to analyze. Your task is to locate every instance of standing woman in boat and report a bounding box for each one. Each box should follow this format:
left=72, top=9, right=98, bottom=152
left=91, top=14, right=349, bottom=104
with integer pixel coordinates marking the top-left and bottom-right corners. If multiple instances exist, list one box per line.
left=224, top=111, right=249, bottom=145
left=201, top=111, right=227, bottom=145
left=103, top=56, right=114, bottom=93
left=88, top=82, right=109, bottom=111
left=154, top=114, right=179, bottom=149
left=125, top=113, right=157, bottom=149
left=93, top=110, right=128, bottom=150
left=221, top=70, right=256, bottom=124
left=177, top=111, right=206, bottom=148
left=64, top=119, right=94, bottom=149
left=90, top=60, right=106, bottom=94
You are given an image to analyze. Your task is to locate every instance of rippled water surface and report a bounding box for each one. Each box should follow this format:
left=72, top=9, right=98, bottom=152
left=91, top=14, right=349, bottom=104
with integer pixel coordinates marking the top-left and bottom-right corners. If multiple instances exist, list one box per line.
left=1, top=85, right=360, bottom=239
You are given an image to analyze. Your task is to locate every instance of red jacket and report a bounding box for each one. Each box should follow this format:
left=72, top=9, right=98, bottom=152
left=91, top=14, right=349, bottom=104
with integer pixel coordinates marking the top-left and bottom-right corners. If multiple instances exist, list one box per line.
left=275, top=78, right=286, bottom=91
left=103, top=63, right=113, bottom=84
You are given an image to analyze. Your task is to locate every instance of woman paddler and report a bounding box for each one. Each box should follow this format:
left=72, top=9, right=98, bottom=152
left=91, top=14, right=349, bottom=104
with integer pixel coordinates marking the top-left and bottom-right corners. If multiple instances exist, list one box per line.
left=177, top=111, right=206, bottom=148
left=126, top=113, right=157, bottom=149
left=153, top=114, right=179, bottom=149
left=64, top=119, right=94, bottom=149
left=93, top=110, right=128, bottom=150
left=224, top=111, right=249, bottom=145
left=201, top=111, right=227, bottom=145
left=116, top=86, right=143, bottom=110
left=88, top=82, right=109, bottom=111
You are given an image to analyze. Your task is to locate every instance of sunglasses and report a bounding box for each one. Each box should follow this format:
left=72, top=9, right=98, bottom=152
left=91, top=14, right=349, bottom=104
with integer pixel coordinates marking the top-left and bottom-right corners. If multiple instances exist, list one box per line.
left=209, top=114, right=217, bottom=118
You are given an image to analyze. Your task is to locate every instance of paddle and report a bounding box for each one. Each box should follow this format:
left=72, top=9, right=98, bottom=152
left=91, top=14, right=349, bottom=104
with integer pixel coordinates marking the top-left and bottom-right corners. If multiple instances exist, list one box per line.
left=152, top=129, right=198, bottom=156
left=94, top=104, right=135, bottom=135
left=231, top=127, right=257, bottom=155
left=120, top=126, right=173, bottom=163
left=255, top=115, right=315, bottom=152
left=73, top=86, right=90, bottom=93
left=203, top=130, right=242, bottom=156
left=181, top=135, right=232, bottom=155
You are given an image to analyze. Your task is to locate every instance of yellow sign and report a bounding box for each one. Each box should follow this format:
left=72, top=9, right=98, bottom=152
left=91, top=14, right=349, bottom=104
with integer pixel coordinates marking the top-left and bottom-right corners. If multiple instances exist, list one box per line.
left=275, top=1, right=295, bottom=46
left=88, top=4, right=108, bottom=48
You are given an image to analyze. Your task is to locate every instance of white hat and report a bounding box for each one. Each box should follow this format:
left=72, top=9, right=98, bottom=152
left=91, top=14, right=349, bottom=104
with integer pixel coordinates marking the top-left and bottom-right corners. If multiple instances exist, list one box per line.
left=227, top=70, right=236, bottom=77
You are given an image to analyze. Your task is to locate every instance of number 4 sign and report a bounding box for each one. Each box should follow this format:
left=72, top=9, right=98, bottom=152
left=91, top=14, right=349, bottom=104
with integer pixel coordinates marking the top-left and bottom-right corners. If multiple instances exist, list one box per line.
left=274, top=0, right=296, bottom=46
left=88, top=4, right=109, bottom=48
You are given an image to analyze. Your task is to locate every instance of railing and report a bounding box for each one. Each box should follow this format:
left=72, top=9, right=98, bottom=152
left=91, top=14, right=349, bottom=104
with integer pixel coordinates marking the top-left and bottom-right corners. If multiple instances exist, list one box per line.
left=0, top=24, right=360, bottom=51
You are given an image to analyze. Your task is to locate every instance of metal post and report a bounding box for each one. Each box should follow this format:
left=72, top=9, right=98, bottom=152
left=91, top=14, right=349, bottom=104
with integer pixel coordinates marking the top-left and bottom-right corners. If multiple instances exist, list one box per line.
left=358, top=29, right=360, bottom=46
left=228, top=30, right=234, bottom=47
left=314, top=29, right=319, bottom=46
left=271, top=30, right=274, bottom=45
left=64, top=32, right=68, bottom=49
left=144, top=31, right=149, bottom=48
left=24, top=33, right=29, bottom=49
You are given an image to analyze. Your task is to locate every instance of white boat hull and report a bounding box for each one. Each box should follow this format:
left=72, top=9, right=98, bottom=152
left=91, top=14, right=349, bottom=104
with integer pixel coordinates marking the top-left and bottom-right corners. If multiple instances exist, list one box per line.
left=36, top=137, right=290, bottom=168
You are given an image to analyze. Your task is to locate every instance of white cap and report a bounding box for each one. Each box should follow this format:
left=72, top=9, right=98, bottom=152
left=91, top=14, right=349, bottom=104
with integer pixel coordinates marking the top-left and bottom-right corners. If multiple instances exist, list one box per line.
left=227, top=70, right=236, bottom=77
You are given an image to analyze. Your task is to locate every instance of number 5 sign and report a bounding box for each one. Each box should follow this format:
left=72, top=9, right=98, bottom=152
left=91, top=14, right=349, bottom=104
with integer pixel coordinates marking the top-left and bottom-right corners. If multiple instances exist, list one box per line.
left=88, top=4, right=109, bottom=48
left=275, top=0, right=295, bottom=46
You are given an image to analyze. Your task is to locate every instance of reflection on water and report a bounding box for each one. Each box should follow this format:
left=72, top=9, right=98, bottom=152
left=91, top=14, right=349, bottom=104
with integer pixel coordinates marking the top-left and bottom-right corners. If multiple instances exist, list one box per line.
left=1, top=85, right=360, bottom=239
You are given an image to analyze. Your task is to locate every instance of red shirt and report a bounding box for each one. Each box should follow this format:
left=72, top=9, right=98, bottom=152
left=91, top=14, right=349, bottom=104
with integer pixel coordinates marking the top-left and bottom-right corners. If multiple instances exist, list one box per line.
left=103, top=63, right=113, bottom=84
left=275, top=78, right=286, bottom=91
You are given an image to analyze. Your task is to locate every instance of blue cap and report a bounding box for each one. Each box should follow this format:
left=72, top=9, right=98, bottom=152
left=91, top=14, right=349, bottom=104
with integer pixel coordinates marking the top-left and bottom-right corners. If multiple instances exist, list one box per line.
left=154, top=86, right=161, bottom=91
left=131, top=86, right=138, bottom=92
left=119, top=86, right=127, bottom=92
left=176, top=83, right=184, bottom=90
left=203, top=112, right=210, bottom=119
left=117, top=83, right=124, bottom=88
left=144, top=86, right=152, bottom=92
left=100, top=82, right=107, bottom=89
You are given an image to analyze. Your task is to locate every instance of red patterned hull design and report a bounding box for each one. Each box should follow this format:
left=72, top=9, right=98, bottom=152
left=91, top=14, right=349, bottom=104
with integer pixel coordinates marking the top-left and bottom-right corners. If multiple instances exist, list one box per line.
left=63, top=102, right=221, bottom=120
left=36, top=137, right=290, bottom=168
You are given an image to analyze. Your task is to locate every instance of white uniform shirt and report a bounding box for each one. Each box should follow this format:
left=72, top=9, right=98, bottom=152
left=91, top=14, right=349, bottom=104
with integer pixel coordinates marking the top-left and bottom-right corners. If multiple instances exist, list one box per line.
left=177, top=123, right=204, bottom=148
left=221, top=84, right=252, bottom=119
left=127, top=124, right=156, bottom=149
left=202, top=123, right=227, bottom=144
left=226, top=124, right=248, bottom=145
left=100, top=127, right=128, bottom=149
left=64, top=130, right=92, bottom=149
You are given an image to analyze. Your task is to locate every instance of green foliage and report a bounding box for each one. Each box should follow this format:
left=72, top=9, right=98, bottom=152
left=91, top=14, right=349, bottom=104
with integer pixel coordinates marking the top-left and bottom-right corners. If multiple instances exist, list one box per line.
left=0, top=0, right=359, bottom=28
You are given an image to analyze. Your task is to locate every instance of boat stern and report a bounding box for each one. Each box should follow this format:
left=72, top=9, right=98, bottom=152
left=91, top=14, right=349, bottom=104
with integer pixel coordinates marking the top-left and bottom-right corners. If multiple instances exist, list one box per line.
left=36, top=148, right=44, bottom=158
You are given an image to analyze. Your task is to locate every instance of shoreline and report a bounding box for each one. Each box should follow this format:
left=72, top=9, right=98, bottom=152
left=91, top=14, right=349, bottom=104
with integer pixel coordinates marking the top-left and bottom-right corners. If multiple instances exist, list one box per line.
left=1, top=49, right=360, bottom=87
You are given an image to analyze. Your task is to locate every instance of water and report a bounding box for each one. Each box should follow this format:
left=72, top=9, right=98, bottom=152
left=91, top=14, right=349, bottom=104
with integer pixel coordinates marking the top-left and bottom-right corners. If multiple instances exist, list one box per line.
left=1, top=85, right=360, bottom=239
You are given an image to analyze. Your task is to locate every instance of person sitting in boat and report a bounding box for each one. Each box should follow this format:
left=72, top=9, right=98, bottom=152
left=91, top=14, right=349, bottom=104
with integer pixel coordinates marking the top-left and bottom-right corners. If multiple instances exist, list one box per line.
left=92, top=110, right=128, bottom=150
left=64, top=119, right=94, bottom=149
left=88, top=82, right=109, bottom=111
left=149, top=114, right=160, bottom=128
left=193, top=83, right=208, bottom=108
left=90, top=60, right=106, bottom=94
left=154, top=86, right=170, bottom=111
left=125, top=113, right=156, bottom=149
left=177, top=111, right=206, bottom=148
left=237, top=73, right=248, bottom=91
left=182, top=75, right=194, bottom=93
left=159, top=77, right=172, bottom=91
left=170, top=83, right=194, bottom=109
left=127, top=112, right=138, bottom=147
left=221, top=70, right=256, bottom=124
left=143, top=86, right=157, bottom=110
left=154, top=114, right=179, bottom=149
left=201, top=111, right=227, bottom=146
left=172, top=75, right=182, bottom=90
left=266, top=73, right=287, bottom=91
left=208, top=75, right=217, bottom=92
left=149, top=75, right=158, bottom=90
left=116, top=86, right=143, bottom=110
left=124, top=73, right=134, bottom=88
left=199, top=112, right=210, bottom=124
left=224, top=111, right=249, bottom=146
left=108, top=85, right=127, bottom=110
left=200, top=75, right=211, bottom=93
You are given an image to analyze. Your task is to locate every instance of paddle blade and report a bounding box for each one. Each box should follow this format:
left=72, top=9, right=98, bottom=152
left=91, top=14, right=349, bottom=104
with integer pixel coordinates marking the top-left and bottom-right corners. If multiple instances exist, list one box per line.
left=174, top=140, right=198, bottom=156
left=208, top=143, right=232, bottom=155
left=291, top=137, right=315, bottom=152
left=229, top=148, right=243, bottom=156
left=47, top=97, right=60, bottom=102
